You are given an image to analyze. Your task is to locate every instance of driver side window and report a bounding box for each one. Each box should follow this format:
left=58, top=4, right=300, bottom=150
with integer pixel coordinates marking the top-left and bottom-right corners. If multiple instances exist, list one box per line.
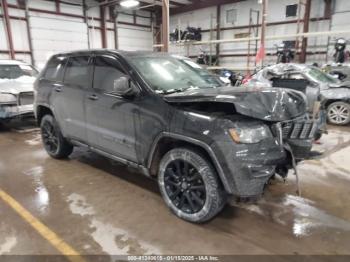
left=93, top=55, right=127, bottom=93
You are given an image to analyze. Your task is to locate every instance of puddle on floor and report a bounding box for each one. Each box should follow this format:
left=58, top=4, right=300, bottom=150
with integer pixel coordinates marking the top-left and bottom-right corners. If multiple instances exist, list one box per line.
left=23, top=166, right=50, bottom=215
left=232, top=193, right=350, bottom=238
left=0, top=236, right=17, bottom=255
left=67, top=193, right=161, bottom=257
left=25, top=132, right=42, bottom=146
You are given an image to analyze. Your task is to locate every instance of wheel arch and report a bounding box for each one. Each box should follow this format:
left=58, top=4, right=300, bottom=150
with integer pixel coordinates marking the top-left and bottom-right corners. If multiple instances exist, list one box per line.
left=325, top=99, right=350, bottom=109
left=147, top=132, right=233, bottom=194
left=35, top=104, right=54, bottom=126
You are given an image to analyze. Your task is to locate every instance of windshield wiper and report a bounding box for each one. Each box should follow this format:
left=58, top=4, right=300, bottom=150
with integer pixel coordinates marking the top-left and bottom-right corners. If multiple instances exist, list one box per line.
left=157, top=85, right=202, bottom=95
left=159, top=87, right=190, bottom=95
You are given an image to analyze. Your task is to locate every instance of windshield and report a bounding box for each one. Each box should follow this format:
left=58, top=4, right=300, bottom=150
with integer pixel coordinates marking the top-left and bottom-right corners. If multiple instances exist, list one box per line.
left=0, top=64, right=38, bottom=79
left=129, top=55, right=220, bottom=93
left=305, top=67, right=339, bottom=84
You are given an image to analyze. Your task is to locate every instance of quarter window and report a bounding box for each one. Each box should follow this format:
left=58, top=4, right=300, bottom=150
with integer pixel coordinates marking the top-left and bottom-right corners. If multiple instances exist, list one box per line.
left=64, top=56, right=91, bottom=88
left=93, top=55, right=127, bottom=92
left=44, top=56, right=67, bottom=81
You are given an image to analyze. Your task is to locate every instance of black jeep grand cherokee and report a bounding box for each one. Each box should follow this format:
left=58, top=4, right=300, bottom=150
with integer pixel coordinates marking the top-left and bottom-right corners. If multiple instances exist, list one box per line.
left=34, top=50, right=316, bottom=223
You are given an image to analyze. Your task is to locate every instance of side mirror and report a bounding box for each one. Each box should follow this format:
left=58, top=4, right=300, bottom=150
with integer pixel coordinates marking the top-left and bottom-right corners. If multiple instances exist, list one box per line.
left=112, top=76, right=138, bottom=98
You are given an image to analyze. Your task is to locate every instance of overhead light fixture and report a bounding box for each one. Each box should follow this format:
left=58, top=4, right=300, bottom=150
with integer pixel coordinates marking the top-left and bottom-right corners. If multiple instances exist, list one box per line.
left=120, top=0, right=140, bottom=8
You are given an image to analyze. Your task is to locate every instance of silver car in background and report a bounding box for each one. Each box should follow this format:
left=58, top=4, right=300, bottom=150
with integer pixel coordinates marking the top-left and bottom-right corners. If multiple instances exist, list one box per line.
left=246, top=63, right=350, bottom=126
left=0, top=60, right=38, bottom=123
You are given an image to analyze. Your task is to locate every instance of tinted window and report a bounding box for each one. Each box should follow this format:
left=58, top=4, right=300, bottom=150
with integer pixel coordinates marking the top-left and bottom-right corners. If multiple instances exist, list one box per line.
left=93, top=55, right=127, bottom=92
left=64, top=56, right=91, bottom=87
left=44, top=56, right=67, bottom=81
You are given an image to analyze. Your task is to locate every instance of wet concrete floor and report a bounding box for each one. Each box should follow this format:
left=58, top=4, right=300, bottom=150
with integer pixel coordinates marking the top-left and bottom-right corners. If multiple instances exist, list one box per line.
left=0, top=119, right=350, bottom=257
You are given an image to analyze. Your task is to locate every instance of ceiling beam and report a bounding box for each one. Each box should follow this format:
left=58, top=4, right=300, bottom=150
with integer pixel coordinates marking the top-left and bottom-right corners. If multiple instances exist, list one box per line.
left=139, top=0, right=178, bottom=8
left=171, top=0, right=245, bottom=15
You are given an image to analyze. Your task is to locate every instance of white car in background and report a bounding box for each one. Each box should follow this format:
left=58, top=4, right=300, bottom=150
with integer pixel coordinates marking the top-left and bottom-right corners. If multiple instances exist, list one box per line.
left=0, top=60, right=38, bottom=123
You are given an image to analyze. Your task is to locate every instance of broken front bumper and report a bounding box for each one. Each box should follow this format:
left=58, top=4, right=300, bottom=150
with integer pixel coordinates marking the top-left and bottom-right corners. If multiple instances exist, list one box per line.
left=0, top=104, right=34, bottom=120
left=211, top=137, right=286, bottom=197
left=211, top=132, right=313, bottom=198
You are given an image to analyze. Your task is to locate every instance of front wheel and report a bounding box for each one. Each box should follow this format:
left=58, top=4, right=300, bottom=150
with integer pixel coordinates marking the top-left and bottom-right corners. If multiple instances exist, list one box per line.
left=158, top=148, right=227, bottom=223
left=327, top=101, right=350, bottom=126
left=40, top=114, right=73, bottom=159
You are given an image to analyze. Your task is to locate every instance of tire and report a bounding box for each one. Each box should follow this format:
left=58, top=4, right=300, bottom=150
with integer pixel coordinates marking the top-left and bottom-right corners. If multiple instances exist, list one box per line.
left=40, top=114, right=73, bottom=159
left=158, top=148, right=227, bottom=223
left=327, top=101, right=350, bottom=126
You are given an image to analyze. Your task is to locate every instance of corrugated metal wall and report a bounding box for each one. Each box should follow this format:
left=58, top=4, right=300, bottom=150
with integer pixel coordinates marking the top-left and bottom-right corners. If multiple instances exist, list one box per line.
left=2, top=0, right=350, bottom=70
left=0, top=0, right=153, bottom=69
left=169, top=0, right=348, bottom=69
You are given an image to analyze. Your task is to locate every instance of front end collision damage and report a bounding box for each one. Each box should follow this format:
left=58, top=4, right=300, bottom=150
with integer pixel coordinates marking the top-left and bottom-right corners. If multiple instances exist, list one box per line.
left=163, top=87, right=315, bottom=198
left=0, top=104, right=34, bottom=120
left=0, top=81, right=35, bottom=121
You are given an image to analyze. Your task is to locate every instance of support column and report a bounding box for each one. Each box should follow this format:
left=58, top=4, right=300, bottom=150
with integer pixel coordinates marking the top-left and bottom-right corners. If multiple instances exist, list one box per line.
left=162, top=0, right=169, bottom=52
left=300, top=0, right=311, bottom=63
left=82, top=0, right=90, bottom=49
left=24, top=0, right=34, bottom=65
left=260, top=0, right=267, bottom=66
left=112, top=8, right=119, bottom=50
left=100, top=5, right=107, bottom=48
left=216, top=5, right=221, bottom=65
left=1, top=0, right=15, bottom=59
left=324, top=0, right=332, bottom=19
left=55, top=0, right=60, bottom=13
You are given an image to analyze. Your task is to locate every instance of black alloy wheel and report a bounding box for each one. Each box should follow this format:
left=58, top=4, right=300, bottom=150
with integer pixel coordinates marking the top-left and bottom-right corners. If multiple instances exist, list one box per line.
left=164, top=159, right=206, bottom=214
left=40, top=114, right=73, bottom=159
left=41, top=120, right=59, bottom=154
left=158, top=148, right=227, bottom=223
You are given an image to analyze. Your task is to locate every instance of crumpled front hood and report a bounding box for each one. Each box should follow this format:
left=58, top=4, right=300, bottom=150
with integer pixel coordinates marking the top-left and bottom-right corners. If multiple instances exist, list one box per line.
left=0, top=77, right=35, bottom=95
left=164, top=86, right=307, bottom=122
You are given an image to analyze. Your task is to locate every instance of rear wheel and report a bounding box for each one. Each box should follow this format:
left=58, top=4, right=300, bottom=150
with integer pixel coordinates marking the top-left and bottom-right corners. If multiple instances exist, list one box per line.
left=158, top=148, right=226, bottom=223
left=40, top=114, right=73, bottom=159
left=327, top=101, right=350, bottom=125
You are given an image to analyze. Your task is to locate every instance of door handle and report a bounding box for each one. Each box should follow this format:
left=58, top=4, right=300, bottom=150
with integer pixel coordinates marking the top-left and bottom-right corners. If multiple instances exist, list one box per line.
left=88, top=94, right=99, bottom=101
left=53, top=83, right=63, bottom=92
left=54, top=86, right=62, bottom=92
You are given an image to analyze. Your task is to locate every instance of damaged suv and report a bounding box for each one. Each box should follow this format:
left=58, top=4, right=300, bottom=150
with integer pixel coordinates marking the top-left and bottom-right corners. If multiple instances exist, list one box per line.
left=247, top=63, right=350, bottom=126
left=0, top=60, right=38, bottom=123
left=34, top=50, right=317, bottom=222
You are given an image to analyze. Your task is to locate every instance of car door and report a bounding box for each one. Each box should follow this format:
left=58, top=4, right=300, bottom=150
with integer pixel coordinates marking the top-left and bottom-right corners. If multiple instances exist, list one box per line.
left=85, top=54, right=138, bottom=163
left=37, top=56, right=67, bottom=129
left=59, top=55, right=92, bottom=142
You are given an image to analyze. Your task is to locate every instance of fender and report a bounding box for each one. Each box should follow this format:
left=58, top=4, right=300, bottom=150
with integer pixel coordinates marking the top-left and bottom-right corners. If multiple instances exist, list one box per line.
left=147, top=132, right=233, bottom=194
left=35, top=103, right=67, bottom=137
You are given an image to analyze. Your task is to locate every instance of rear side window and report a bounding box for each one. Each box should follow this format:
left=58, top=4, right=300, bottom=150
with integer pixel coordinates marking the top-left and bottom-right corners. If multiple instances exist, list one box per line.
left=93, top=55, right=127, bottom=92
left=64, top=56, right=91, bottom=88
left=44, top=56, right=67, bottom=81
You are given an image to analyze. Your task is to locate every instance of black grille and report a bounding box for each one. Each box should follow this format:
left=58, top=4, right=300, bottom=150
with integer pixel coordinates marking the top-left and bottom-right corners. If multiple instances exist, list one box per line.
left=19, top=92, right=34, bottom=106
left=281, top=121, right=317, bottom=139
